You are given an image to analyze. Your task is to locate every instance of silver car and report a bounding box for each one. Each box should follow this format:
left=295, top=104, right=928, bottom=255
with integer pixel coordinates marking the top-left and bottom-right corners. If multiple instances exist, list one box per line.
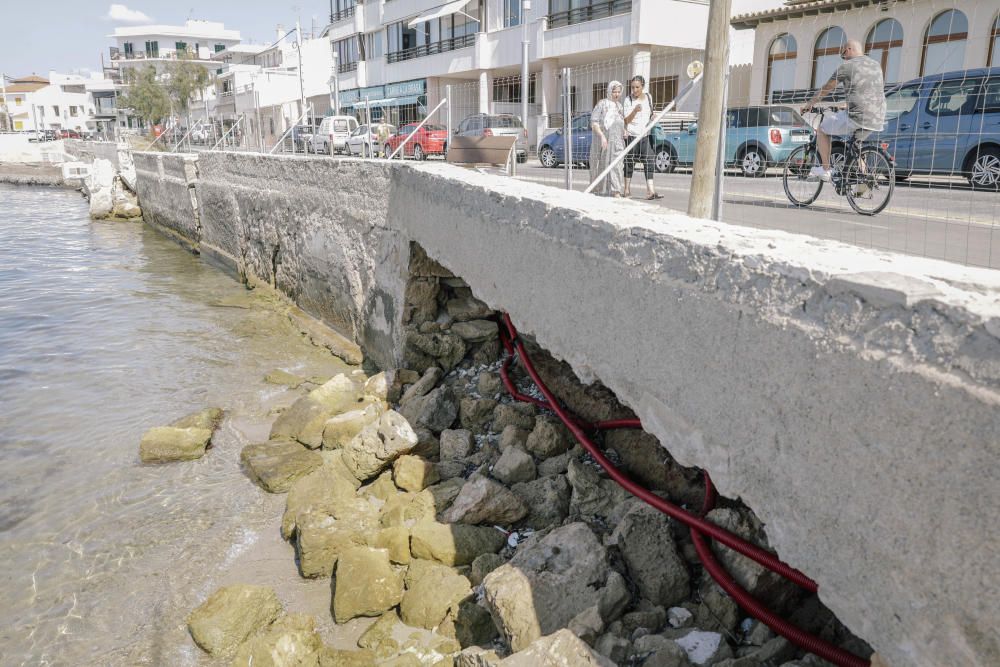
left=456, top=113, right=528, bottom=162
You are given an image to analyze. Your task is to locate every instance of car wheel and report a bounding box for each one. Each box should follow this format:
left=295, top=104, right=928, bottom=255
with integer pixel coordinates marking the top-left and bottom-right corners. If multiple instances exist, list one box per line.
left=968, top=147, right=1000, bottom=190
left=740, top=147, right=767, bottom=177
left=413, top=144, right=425, bottom=161
left=539, top=146, right=557, bottom=168
left=655, top=147, right=676, bottom=173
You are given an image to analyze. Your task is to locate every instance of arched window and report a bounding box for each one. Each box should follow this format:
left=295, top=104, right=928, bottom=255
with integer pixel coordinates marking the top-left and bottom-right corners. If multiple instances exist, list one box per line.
left=866, top=19, right=903, bottom=84
left=921, top=10, right=968, bottom=76
left=766, top=34, right=797, bottom=103
left=989, top=13, right=1000, bottom=67
left=812, top=26, right=847, bottom=88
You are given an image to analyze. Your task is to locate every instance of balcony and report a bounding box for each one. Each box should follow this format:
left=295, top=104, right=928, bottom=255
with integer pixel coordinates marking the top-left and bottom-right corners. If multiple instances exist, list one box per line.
left=547, top=0, right=632, bottom=29
left=386, top=34, right=475, bottom=64
left=338, top=61, right=359, bottom=74
left=330, top=5, right=356, bottom=23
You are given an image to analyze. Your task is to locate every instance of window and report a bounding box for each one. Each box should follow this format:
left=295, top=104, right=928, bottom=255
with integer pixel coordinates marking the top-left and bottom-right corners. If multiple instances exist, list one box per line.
left=363, top=31, right=383, bottom=60
left=14, top=96, right=22, bottom=106
left=334, top=35, right=360, bottom=72
left=989, top=14, right=1000, bottom=67
left=592, top=82, right=607, bottom=107
left=145, top=40, right=159, bottom=58
left=766, top=34, right=797, bottom=103
left=386, top=2, right=480, bottom=62
left=649, top=76, right=678, bottom=110
left=493, top=75, right=536, bottom=103
left=123, top=42, right=134, bottom=57
left=70, top=106, right=78, bottom=117
left=215, top=44, right=226, bottom=53
left=331, top=0, right=357, bottom=22
left=14, top=120, right=23, bottom=130
left=866, top=19, right=903, bottom=84
left=980, top=79, right=1000, bottom=114
left=812, top=26, right=847, bottom=88
left=504, top=0, right=522, bottom=27
left=53, top=105, right=60, bottom=116
left=572, top=112, right=591, bottom=131
left=176, top=41, right=187, bottom=52
left=921, top=10, right=967, bottom=76
left=883, top=84, right=920, bottom=121
left=548, top=0, right=633, bottom=29
left=926, top=78, right=981, bottom=117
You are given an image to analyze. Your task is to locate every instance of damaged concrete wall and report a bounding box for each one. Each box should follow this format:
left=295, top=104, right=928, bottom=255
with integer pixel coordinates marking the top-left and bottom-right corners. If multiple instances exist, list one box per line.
left=134, top=151, right=1000, bottom=667
left=134, top=153, right=202, bottom=251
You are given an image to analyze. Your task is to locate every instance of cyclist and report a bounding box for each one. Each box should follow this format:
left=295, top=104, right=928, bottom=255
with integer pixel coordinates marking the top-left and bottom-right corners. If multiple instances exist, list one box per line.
left=801, top=39, right=886, bottom=182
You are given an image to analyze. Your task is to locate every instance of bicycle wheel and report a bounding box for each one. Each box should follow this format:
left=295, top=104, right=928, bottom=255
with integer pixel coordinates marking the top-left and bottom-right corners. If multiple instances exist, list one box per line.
left=783, top=144, right=824, bottom=207
left=845, top=148, right=894, bottom=216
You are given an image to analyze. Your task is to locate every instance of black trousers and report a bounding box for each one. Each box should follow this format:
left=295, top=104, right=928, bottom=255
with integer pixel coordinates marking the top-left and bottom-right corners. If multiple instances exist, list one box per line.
left=624, top=135, right=655, bottom=180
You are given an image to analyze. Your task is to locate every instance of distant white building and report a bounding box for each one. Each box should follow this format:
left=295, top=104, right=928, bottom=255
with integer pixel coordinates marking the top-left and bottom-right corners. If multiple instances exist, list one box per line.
left=108, top=20, right=242, bottom=76
left=1, top=72, right=116, bottom=136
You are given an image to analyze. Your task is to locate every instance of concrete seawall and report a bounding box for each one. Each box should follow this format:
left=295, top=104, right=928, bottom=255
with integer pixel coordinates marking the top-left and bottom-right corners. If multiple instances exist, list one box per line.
left=134, top=150, right=1000, bottom=667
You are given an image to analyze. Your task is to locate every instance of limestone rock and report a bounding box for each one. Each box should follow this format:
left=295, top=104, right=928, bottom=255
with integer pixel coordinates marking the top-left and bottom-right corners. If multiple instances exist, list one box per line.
left=483, top=523, right=610, bottom=651
left=567, top=459, right=630, bottom=518
left=404, top=277, right=440, bottom=324
left=322, top=404, right=381, bottom=450
left=499, top=425, right=530, bottom=451
left=187, top=584, right=283, bottom=657
left=595, top=633, right=631, bottom=664
left=667, top=607, right=694, bottom=629
left=492, top=403, right=535, bottom=432
left=437, top=459, right=470, bottom=481
left=357, top=609, right=401, bottom=653
left=372, top=526, right=411, bottom=564
left=568, top=605, right=605, bottom=646
left=269, top=374, right=364, bottom=447
left=364, top=372, right=389, bottom=401
left=401, top=386, right=460, bottom=434
left=341, top=410, right=418, bottom=481
left=598, top=571, right=632, bottom=625
left=400, top=366, right=445, bottom=405
left=316, top=647, right=378, bottom=666
left=295, top=499, right=379, bottom=577
left=240, top=440, right=303, bottom=465
left=497, top=629, right=615, bottom=666
left=410, top=521, right=506, bottom=566
left=393, top=455, right=440, bottom=492
left=460, top=398, right=498, bottom=433
left=451, top=320, right=498, bottom=343
left=440, top=429, right=475, bottom=459
left=693, top=585, right=740, bottom=636
left=492, top=446, right=536, bottom=485
left=441, top=475, right=528, bottom=525
left=406, top=330, right=467, bottom=371
left=632, top=634, right=691, bottom=667
left=537, top=450, right=573, bottom=476
left=673, top=630, right=733, bottom=665
left=264, top=370, right=305, bottom=387
left=525, top=418, right=571, bottom=459
left=470, top=552, right=506, bottom=587
left=170, top=407, right=224, bottom=431
left=229, top=612, right=322, bottom=667
left=332, top=547, right=405, bottom=623
left=282, top=460, right=360, bottom=539
left=363, top=470, right=399, bottom=501
left=510, top=475, right=571, bottom=530
left=456, top=647, right=502, bottom=667
left=244, top=444, right=324, bottom=494
left=140, top=426, right=213, bottom=463
left=605, top=430, right=702, bottom=505
left=446, top=297, right=493, bottom=322
left=379, top=490, right=437, bottom=528
left=426, top=477, right=465, bottom=513
left=622, top=603, right=667, bottom=635
left=477, top=373, right=503, bottom=399
left=400, top=559, right=473, bottom=630
left=411, top=427, right=441, bottom=459
left=450, top=599, right=500, bottom=647
left=611, top=504, right=690, bottom=608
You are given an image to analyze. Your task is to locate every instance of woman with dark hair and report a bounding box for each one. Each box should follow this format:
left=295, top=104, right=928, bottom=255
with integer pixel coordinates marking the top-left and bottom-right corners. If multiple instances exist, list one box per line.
left=623, top=75, right=662, bottom=200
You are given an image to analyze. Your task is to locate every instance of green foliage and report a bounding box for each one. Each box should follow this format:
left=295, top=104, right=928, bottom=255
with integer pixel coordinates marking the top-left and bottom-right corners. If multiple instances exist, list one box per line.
left=166, top=60, right=210, bottom=112
left=118, top=66, right=170, bottom=125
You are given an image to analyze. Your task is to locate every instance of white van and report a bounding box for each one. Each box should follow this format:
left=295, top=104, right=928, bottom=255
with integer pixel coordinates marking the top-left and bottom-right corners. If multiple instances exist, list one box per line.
left=312, top=116, right=359, bottom=155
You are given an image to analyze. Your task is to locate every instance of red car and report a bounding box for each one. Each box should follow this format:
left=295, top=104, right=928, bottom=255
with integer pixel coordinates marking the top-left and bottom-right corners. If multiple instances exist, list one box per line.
left=59, top=129, right=81, bottom=139
left=384, top=123, right=447, bottom=160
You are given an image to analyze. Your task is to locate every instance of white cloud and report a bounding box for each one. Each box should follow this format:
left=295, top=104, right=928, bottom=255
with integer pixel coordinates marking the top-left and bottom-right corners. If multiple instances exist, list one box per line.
left=106, top=4, right=152, bottom=24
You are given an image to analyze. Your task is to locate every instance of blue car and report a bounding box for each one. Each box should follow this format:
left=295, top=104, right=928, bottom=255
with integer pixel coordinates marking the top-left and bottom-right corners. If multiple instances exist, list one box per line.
left=537, top=113, right=677, bottom=173
left=871, top=67, right=1000, bottom=189
left=664, top=106, right=814, bottom=177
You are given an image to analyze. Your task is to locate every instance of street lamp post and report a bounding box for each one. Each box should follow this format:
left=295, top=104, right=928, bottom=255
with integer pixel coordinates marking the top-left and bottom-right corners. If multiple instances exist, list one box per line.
left=521, top=1, right=531, bottom=148
left=329, top=52, right=340, bottom=115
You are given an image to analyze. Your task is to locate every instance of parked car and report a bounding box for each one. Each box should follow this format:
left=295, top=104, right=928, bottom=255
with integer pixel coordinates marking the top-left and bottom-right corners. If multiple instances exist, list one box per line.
left=384, top=123, right=448, bottom=160
left=58, top=129, right=81, bottom=139
left=291, top=124, right=315, bottom=152
left=190, top=126, right=209, bottom=144
left=311, top=115, right=359, bottom=155
left=537, top=113, right=677, bottom=173
left=869, top=67, right=1000, bottom=189
left=346, top=123, right=396, bottom=157
left=456, top=113, right=528, bottom=162
left=661, top=105, right=813, bottom=177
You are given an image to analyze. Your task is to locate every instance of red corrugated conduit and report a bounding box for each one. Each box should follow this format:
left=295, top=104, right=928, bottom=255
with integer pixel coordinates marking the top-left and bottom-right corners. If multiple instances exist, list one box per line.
left=496, top=313, right=869, bottom=667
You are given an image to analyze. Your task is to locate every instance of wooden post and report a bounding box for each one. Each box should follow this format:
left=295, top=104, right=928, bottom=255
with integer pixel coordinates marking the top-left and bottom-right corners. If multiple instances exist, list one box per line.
left=687, top=0, right=731, bottom=220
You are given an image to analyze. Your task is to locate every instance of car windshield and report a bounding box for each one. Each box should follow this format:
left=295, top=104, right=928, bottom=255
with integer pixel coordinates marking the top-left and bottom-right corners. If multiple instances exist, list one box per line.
left=333, top=120, right=350, bottom=132
left=485, top=116, right=523, bottom=129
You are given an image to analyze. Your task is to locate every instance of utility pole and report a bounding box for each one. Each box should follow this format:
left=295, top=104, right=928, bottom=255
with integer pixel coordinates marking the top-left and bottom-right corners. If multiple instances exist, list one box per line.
left=0, top=73, right=9, bottom=131
left=330, top=52, right=340, bottom=115
left=687, top=0, right=731, bottom=221
left=521, top=1, right=531, bottom=143
left=296, top=20, right=307, bottom=122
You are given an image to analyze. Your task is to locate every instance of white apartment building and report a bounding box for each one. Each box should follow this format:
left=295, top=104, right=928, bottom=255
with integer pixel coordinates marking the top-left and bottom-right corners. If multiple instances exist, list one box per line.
left=109, top=20, right=242, bottom=76
left=322, top=0, right=723, bottom=145
left=1, top=72, right=114, bottom=135
left=732, top=0, right=1000, bottom=106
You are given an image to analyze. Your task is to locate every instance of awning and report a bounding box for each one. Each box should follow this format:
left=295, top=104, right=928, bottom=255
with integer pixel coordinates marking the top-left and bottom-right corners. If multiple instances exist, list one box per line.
left=351, top=96, right=424, bottom=108
left=408, top=0, right=471, bottom=28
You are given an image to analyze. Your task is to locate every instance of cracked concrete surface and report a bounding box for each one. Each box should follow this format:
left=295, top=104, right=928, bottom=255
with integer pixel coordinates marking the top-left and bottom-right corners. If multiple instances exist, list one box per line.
left=135, top=151, right=999, bottom=667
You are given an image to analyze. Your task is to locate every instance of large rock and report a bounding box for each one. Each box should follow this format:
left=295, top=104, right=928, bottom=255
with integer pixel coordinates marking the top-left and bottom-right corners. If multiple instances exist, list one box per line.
left=610, top=504, right=690, bottom=608
left=401, top=559, right=473, bottom=630
left=332, top=547, right=405, bottom=623
left=483, top=523, right=611, bottom=651
left=510, top=475, right=571, bottom=530
left=492, top=447, right=536, bottom=485
left=170, top=407, right=224, bottom=431
left=229, top=612, right=322, bottom=667
left=410, top=521, right=506, bottom=566
left=440, top=429, right=475, bottom=459
left=243, top=443, right=324, bottom=493
left=379, top=490, right=437, bottom=528
left=492, top=403, right=536, bottom=432
left=451, top=320, right=499, bottom=343
left=400, top=367, right=444, bottom=405
left=460, top=398, right=498, bottom=433
left=393, top=455, right=440, bottom=492
left=269, top=374, right=364, bottom=447
left=631, top=635, right=691, bottom=667
left=139, top=426, right=213, bottom=463
left=566, top=459, right=630, bottom=518
left=456, top=647, right=502, bottom=667
left=281, top=459, right=360, bottom=539
left=401, top=387, right=460, bottom=433
left=441, top=475, right=528, bottom=525
left=673, top=629, right=733, bottom=665
left=85, top=158, right=115, bottom=218
left=372, top=526, right=411, bottom=564
left=341, top=410, right=418, bottom=481
left=187, top=584, right=283, bottom=657
left=446, top=297, right=493, bottom=322
left=322, top=404, right=381, bottom=450
left=406, top=330, right=467, bottom=371
left=525, top=418, right=571, bottom=459
left=470, top=553, right=507, bottom=587
left=295, top=498, right=380, bottom=577
left=498, top=629, right=616, bottom=666
left=315, top=647, right=378, bottom=666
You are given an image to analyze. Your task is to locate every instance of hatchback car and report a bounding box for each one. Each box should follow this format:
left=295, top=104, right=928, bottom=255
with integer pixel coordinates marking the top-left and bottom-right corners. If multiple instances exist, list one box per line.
left=662, top=106, right=812, bottom=177
left=457, top=113, right=528, bottom=162
left=346, top=123, right=396, bottom=157
left=537, top=113, right=676, bottom=173
left=384, top=123, right=448, bottom=160
left=871, top=67, right=1000, bottom=189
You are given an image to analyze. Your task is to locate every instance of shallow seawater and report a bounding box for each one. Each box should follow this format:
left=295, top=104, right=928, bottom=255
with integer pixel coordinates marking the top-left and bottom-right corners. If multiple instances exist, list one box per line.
left=0, top=184, right=353, bottom=665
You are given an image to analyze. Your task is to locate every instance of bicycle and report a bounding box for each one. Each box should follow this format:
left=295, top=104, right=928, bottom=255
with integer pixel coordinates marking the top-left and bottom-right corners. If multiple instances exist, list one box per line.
left=782, top=106, right=895, bottom=216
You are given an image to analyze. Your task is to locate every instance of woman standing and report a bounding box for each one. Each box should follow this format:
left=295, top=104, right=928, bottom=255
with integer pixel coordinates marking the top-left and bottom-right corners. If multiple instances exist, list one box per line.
left=623, top=75, right=662, bottom=200
left=589, top=81, right=626, bottom=197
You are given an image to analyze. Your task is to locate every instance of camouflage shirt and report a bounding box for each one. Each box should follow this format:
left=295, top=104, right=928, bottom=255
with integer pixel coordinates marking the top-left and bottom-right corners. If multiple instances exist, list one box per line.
left=835, top=55, right=886, bottom=131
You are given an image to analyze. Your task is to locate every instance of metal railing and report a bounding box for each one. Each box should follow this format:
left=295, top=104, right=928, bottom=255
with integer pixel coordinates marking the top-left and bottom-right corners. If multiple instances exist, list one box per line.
left=212, top=115, right=244, bottom=150
left=338, top=61, right=359, bottom=74
left=388, top=97, right=448, bottom=160
left=268, top=108, right=311, bottom=154
left=547, top=0, right=632, bottom=29
left=330, top=5, right=356, bottom=23
left=386, top=34, right=475, bottom=64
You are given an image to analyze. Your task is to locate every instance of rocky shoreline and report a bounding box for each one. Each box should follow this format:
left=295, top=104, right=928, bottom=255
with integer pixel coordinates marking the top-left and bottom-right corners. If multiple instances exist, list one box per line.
left=144, top=251, right=873, bottom=667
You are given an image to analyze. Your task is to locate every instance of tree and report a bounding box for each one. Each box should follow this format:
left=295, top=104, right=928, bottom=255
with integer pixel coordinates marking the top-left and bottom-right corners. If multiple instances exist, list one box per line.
left=119, top=66, right=170, bottom=125
left=165, top=59, right=209, bottom=114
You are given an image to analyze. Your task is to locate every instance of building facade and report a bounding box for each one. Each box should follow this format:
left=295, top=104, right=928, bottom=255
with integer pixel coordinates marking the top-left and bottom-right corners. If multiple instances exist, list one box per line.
left=108, top=20, right=242, bottom=77
left=733, top=0, right=1000, bottom=105
left=1, top=73, right=115, bottom=135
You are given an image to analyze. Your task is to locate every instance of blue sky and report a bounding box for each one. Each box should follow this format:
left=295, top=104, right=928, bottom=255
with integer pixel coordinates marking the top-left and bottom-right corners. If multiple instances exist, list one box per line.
left=0, top=2, right=332, bottom=78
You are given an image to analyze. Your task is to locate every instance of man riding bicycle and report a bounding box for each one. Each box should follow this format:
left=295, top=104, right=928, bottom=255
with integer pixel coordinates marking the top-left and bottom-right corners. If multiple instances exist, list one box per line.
left=802, top=39, right=886, bottom=182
